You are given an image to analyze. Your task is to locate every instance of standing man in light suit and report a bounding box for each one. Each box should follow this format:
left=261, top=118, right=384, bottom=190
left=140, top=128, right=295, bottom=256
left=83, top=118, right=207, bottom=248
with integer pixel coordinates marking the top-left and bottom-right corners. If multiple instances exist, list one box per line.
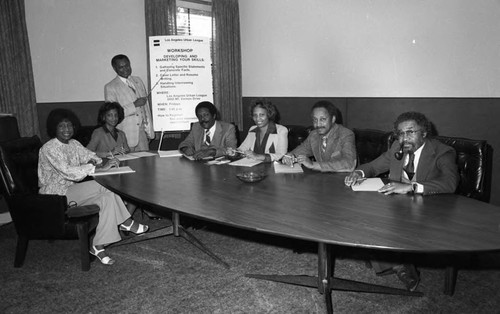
left=105, top=54, right=154, bottom=151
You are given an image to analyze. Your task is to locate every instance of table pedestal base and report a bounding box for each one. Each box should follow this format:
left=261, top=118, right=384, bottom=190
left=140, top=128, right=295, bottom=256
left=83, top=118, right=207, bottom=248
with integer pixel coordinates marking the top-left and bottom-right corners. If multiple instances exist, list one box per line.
left=246, top=243, right=421, bottom=313
left=110, top=212, right=229, bottom=269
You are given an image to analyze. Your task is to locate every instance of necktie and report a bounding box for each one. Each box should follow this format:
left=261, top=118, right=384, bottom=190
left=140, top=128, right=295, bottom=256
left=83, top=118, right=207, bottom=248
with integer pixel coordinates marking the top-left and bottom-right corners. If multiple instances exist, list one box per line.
left=404, top=153, right=415, bottom=180
left=126, top=79, right=136, bottom=94
left=205, top=129, right=211, bottom=145
left=321, top=136, right=327, bottom=153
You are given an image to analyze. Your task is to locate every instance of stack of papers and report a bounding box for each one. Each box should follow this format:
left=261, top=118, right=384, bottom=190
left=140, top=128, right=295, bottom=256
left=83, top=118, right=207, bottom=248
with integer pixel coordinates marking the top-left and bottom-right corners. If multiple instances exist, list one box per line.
left=351, top=178, right=385, bottom=191
left=158, top=150, right=183, bottom=158
left=228, top=157, right=263, bottom=167
left=273, top=162, right=303, bottom=173
left=91, top=166, right=135, bottom=176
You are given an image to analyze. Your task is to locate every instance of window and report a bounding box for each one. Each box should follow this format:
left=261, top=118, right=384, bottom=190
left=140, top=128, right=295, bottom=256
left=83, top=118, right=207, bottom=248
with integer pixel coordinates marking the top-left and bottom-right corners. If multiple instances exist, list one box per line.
left=176, top=0, right=212, bottom=37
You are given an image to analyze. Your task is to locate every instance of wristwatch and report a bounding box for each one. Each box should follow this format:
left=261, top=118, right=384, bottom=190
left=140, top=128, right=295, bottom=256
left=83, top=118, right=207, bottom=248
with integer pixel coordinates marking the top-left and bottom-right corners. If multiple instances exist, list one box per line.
left=411, top=182, right=418, bottom=194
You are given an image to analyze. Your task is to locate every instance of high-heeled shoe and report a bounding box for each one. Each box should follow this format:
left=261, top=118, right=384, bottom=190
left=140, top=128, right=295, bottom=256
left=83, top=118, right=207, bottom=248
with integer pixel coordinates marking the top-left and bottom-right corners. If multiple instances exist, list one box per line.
left=90, top=246, right=115, bottom=265
left=141, top=209, right=162, bottom=220
left=119, top=220, right=149, bottom=235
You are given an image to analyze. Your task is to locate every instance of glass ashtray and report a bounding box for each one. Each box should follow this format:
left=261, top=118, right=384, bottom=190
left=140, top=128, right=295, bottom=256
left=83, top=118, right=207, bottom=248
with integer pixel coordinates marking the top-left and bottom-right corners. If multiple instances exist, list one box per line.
left=236, top=171, right=267, bottom=183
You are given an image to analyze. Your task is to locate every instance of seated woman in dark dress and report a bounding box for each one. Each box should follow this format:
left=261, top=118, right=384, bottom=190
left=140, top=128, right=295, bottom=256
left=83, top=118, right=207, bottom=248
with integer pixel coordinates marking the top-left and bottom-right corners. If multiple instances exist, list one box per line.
left=233, top=100, right=288, bottom=162
left=87, top=102, right=130, bottom=158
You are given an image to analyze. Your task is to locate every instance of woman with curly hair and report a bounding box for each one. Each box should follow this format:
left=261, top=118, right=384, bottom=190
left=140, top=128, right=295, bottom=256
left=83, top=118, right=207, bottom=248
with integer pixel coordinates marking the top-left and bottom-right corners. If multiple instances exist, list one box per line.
left=38, top=108, right=148, bottom=265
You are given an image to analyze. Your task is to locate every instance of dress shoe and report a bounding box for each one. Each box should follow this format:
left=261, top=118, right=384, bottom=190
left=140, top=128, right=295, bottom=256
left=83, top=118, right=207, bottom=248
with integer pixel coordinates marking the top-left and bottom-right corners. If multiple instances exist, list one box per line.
left=142, top=209, right=162, bottom=220
left=90, top=246, right=115, bottom=265
left=119, top=220, right=149, bottom=235
left=393, top=264, right=420, bottom=291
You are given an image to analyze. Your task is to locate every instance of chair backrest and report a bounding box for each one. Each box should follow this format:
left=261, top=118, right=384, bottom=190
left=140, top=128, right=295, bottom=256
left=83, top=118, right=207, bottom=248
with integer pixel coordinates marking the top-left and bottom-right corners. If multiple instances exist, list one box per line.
left=74, top=125, right=98, bottom=147
left=0, top=116, right=21, bottom=142
left=434, top=136, right=492, bottom=202
left=353, top=128, right=392, bottom=165
left=0, top=136, right=42, bottom=197
left=286, top=125, right=312, bottom=151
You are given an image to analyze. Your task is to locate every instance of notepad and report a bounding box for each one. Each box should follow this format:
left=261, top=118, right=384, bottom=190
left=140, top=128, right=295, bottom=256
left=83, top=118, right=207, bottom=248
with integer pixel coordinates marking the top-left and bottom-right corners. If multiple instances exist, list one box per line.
left=91, top=166, right=135, bottom=176
left=273, top=162, right=304, bottom=173
left=351, top=178, right=385, bottom=191
left=228, top=157, right=263, bottom=167
left=158, top=150, right=183, bottom=158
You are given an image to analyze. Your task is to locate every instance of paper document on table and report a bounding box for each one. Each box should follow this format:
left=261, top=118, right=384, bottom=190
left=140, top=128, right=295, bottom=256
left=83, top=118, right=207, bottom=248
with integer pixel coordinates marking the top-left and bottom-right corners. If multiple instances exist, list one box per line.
left=90, top=166, right=135, bottom=176
left=351, top=178, right=385, bottom=191
left=229, top=157, right=263, bottom=167
left=158, top=150, right=183, bottom=158
left=128, top=152, right=157, bottom=158
left=115, top=154, right=141, bottom=161
left=273, top=162, right=303, bottom=173
left=0, top=212, right=12, bottom=225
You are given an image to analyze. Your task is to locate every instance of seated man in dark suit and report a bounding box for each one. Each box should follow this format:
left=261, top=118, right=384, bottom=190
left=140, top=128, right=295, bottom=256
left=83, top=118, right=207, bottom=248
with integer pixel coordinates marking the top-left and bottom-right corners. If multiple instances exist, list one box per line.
left=282, top=100, right=356, bottom=172
left=344, top=111, right=460, bottom=291
left=179, top=101, right=237, bottom=160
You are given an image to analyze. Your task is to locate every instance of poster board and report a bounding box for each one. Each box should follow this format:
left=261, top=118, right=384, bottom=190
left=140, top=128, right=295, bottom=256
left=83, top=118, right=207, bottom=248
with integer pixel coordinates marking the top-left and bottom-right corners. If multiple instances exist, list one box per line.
left=149, top=36, right=213, bottom=132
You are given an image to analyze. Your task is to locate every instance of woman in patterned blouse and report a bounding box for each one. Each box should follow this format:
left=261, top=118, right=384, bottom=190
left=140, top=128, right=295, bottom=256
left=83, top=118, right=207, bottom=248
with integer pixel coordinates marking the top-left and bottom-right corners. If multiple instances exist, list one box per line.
left=38, top=109, right=148, bottom=265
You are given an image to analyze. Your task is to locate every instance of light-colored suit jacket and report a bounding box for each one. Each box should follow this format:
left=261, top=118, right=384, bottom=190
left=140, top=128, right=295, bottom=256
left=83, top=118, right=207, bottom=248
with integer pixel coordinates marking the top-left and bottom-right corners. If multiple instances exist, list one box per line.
left=178, top=120, right=237, bottom=157
left=358, top=138, right=459, bottom=195
left=104, top=75, right=154, bottom=147
left=291, top=124, right=357, bottom=172
left=238, top=123, right=288, bottom=161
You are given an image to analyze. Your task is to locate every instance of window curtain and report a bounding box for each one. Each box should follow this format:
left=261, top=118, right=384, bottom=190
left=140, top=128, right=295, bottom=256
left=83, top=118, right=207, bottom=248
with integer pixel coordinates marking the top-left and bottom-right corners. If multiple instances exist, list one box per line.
left=0, top=0, right=39, bottom=137
left=212, top=0, right=243, bottom=128
left=145, top=0, right=177, bottom=90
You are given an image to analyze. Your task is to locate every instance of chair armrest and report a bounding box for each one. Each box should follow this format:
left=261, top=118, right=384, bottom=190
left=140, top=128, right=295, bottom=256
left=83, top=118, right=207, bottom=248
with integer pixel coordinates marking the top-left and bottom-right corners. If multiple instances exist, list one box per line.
left=9, top=194, right=68, bottom=238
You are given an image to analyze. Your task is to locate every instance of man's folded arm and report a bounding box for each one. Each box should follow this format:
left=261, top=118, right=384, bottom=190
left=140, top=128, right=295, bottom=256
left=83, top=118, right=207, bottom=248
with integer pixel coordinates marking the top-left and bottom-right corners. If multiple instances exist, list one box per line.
left=317, top=133, right=357, bottom=172
left=421, top=149, right=459, bottom=195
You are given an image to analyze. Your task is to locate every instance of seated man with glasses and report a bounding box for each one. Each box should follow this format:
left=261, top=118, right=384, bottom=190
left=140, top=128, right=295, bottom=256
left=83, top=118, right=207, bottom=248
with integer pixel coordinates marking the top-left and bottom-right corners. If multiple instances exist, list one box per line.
left=344, top=111, right=459, bottom=292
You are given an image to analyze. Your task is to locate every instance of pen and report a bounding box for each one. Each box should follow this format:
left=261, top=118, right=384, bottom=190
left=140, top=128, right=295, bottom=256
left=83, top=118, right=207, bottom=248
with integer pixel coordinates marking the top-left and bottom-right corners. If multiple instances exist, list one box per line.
left=284, top=154, right=296, bottom=168
left=354, top=178, right=366, bottom=185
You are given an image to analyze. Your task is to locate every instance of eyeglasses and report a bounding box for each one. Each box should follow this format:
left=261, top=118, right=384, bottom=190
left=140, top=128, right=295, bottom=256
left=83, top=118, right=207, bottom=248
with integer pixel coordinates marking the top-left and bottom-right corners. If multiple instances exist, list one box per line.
left=395, top=129, right=422, bottom=138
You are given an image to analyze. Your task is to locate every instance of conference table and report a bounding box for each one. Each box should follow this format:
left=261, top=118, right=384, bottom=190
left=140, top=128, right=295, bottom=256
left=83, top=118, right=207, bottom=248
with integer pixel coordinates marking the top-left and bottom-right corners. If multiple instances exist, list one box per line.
left=95, top=154, right=500, bottom=313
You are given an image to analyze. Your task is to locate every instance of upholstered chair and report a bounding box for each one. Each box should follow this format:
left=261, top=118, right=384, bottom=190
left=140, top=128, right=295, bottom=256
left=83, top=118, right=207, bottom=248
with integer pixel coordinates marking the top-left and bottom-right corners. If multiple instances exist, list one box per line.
left=0, top=136, right=99, bottom=271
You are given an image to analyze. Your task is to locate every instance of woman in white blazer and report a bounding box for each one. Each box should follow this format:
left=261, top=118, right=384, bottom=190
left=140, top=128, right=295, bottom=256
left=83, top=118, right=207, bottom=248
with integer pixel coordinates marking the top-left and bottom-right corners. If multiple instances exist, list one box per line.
left=237, top=100, right=288, bottom=162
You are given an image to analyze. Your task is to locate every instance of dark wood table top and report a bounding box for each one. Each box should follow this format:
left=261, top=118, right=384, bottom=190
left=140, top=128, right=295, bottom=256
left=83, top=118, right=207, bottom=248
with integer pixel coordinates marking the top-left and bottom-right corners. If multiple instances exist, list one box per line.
left=95, top=155, right=500, bottom=254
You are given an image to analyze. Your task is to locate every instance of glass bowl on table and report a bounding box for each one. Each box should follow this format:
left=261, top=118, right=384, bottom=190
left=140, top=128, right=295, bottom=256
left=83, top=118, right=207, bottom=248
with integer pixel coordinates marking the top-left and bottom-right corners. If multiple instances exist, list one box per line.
left=236, top=171, right=267, bottom=183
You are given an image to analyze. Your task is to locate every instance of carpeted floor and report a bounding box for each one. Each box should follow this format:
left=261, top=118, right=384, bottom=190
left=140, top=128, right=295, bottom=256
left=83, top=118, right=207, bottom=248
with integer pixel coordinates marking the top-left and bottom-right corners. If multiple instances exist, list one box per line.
left=1, top=213, right=500, bottom=314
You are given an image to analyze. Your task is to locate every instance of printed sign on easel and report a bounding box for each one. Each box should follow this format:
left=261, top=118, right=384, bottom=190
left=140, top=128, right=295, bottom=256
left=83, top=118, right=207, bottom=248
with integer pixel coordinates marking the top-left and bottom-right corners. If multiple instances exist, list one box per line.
left=149, top=36, right=213, bottom=132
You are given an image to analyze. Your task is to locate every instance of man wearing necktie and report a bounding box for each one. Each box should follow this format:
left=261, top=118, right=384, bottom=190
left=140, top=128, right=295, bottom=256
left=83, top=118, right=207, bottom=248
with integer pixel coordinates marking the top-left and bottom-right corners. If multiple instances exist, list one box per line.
left=282, top=101, right=357, bottom=172
left=344, top=112, right=459, bottom=292
left=178, top=101, right=237, bottom=160
left=105, top=54, right=154, bottom=151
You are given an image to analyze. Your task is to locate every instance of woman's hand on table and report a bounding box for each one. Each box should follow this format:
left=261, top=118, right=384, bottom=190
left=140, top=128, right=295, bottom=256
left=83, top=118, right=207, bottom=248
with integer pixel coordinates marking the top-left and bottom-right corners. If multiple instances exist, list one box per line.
left=95, top=157, right=120, bottom=172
